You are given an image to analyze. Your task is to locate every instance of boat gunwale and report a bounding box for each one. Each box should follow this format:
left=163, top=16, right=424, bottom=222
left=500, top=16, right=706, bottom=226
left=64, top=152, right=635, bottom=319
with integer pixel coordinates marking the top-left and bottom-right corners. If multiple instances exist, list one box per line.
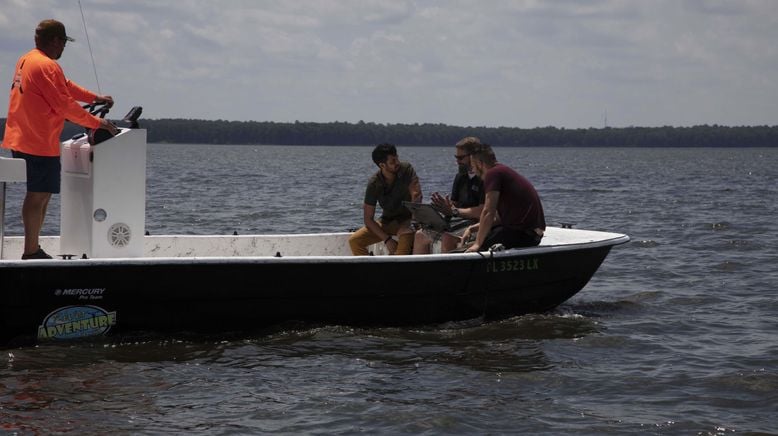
left=0, top=233, right=629, bottom=268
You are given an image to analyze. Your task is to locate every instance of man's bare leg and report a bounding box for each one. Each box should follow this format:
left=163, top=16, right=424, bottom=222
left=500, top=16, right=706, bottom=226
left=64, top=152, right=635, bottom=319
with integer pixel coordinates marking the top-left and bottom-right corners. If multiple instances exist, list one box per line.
left=22, top=191, right=51, bottom=255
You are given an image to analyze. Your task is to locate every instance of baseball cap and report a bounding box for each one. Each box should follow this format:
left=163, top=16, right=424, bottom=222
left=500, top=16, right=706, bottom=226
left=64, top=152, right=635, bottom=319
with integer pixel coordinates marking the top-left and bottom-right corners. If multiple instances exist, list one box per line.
left=35, top=19, right=75, bottom=42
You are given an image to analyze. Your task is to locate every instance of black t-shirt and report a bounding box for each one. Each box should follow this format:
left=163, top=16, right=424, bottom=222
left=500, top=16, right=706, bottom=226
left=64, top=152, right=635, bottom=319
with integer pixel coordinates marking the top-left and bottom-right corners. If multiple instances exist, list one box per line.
left=450, top=172, right=484, bottom=208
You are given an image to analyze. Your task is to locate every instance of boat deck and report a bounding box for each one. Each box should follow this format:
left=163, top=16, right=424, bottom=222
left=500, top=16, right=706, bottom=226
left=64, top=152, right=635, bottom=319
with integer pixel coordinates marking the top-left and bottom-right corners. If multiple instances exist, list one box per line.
left=0, top=226, right=628, bottom=261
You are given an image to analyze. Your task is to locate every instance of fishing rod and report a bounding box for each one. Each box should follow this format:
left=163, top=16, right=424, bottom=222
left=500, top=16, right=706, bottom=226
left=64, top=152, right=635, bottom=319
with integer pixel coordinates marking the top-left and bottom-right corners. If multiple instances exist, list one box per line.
left=78, top=1, right=143, bottom=134
left=78, top=0, right=102, bottom=95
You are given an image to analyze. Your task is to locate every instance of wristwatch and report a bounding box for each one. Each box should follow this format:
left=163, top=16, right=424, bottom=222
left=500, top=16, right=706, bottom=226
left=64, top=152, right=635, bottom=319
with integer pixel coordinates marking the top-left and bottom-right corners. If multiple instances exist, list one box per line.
left=451, top=208, right=459, bottom=217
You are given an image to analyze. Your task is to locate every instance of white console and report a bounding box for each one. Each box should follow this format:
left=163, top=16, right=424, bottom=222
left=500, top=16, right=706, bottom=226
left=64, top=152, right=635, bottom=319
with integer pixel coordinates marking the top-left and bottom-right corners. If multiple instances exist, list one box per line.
left=60, top=128, right=147, bottom=258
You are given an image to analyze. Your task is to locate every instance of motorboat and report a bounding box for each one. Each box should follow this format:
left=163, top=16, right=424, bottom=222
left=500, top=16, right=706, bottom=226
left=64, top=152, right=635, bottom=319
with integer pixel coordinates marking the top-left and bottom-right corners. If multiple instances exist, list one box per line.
left=0, top=108, right=629, bottom=347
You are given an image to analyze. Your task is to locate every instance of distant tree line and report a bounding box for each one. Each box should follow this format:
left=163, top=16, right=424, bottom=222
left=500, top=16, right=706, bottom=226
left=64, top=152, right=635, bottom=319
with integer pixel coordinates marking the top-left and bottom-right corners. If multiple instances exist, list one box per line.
left=2, top=118, right=776, bottom=147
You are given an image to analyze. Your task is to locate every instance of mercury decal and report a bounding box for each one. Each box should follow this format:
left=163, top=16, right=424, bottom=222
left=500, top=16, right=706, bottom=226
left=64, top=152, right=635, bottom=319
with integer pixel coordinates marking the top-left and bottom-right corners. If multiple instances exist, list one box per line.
left=37, top=305, right=117, bottom=340
left=54, top=287, right=106, bottom=300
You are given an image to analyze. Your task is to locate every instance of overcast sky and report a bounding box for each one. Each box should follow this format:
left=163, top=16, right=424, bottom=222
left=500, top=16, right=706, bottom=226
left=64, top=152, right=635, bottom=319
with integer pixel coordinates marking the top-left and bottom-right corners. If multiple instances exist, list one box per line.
left=1, top=0, right=777, bottom=128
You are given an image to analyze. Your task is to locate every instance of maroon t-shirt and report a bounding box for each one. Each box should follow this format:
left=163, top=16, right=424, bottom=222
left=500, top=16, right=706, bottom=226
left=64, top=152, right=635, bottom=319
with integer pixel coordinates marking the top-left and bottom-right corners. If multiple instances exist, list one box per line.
left=483, top=163, right=546, bottom=231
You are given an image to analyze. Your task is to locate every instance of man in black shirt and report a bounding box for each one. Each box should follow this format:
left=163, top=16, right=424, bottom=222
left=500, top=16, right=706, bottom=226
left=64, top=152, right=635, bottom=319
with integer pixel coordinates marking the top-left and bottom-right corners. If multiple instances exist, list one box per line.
left=413, top=137, right=484, bottom=254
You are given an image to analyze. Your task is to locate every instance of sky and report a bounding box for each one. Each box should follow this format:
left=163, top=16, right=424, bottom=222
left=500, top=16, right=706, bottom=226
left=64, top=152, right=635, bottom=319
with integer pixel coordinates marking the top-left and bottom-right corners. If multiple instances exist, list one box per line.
left=1, top=0, right=777, bottom=129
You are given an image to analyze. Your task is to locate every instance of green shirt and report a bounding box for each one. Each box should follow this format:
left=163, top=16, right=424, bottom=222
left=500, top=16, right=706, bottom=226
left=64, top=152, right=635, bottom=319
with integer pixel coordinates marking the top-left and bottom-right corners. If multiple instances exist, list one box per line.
left=364, top=161, right=417, bottom=223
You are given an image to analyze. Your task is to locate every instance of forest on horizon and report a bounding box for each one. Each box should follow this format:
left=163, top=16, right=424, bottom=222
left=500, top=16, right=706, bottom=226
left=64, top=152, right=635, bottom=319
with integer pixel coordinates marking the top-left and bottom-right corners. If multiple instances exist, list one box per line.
left=1, top=118, right=776, bottom=147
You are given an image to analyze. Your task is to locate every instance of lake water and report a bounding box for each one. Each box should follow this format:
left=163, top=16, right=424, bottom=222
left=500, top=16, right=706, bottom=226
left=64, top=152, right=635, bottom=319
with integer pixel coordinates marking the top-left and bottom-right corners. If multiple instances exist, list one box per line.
left=1, top=145, right=777, bottom=434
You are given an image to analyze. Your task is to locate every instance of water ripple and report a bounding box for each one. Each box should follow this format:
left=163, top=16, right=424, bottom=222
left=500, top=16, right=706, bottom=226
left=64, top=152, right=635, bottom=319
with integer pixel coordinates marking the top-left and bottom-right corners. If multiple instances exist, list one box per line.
left=2, top=146, right=778, bottom=434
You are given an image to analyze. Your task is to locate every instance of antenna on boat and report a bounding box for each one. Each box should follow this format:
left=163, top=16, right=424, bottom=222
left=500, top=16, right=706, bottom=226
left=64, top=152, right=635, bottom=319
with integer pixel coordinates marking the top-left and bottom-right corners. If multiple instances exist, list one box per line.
left=78, top=0, right=102, bottom=94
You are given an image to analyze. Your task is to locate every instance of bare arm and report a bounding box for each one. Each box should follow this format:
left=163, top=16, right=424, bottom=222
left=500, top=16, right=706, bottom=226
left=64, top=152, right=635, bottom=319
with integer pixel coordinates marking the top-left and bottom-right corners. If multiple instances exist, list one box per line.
left=363, top=203, right=400, bottom=254
left=466, top=191, right=499, bottom=252
left=459, top=203, right=483, bottom=220
left=362, top=204, right=387, bottom=241
left=431, top=192, right=482, bottom=219
left=409, top=175, right=422, bottom=203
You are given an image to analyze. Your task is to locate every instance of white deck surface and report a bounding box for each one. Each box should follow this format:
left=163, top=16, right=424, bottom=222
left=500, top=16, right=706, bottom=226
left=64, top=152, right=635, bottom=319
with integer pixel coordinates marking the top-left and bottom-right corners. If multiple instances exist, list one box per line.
left=1, top=227, right=628, bottom=261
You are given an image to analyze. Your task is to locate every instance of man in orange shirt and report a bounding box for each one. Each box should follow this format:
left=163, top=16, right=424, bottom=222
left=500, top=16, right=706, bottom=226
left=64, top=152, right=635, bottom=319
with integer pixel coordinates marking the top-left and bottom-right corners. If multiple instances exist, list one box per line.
left=2, top=19, right=118, bottom=259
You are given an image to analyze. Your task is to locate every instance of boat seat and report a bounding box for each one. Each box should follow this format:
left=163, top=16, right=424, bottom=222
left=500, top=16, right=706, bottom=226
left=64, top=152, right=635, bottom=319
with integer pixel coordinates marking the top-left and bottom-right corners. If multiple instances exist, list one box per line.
left=1, top=157, right=27, bottom=260
left=0, top=157, right=26, bottom=182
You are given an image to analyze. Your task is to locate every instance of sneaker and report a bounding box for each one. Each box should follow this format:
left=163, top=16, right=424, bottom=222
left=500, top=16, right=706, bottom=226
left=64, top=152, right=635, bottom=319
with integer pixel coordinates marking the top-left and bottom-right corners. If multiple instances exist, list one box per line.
left=21, top=248, right=53, bottom=260
left=489, top=243, right=506, bottom=252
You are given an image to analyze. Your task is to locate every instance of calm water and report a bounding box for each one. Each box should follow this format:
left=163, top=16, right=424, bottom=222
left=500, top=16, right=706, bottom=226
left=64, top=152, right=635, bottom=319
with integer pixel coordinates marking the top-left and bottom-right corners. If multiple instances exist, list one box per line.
left=1, top=145, right=777, bottom=434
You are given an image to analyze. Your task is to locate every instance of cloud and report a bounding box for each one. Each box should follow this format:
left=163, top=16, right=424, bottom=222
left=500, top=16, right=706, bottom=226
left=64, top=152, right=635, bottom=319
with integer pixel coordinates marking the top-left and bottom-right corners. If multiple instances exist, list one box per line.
left=1, top=0, right=777, bottom=128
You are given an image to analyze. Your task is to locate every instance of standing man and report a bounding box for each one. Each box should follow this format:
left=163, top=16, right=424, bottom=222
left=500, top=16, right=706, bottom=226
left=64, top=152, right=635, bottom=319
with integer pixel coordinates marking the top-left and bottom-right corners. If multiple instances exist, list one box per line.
left=349, top=143, right=422, bottom=255
left=465, top=144, right=545, bottom=252
left=413, top=136, right=484, bottom=254
left=2, top=19, right=118, bottom=259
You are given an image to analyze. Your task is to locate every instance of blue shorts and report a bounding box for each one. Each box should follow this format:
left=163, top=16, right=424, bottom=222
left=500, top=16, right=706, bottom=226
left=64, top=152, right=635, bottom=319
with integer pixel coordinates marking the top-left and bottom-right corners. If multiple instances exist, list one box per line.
left=11, top=150, right=61, bottom=193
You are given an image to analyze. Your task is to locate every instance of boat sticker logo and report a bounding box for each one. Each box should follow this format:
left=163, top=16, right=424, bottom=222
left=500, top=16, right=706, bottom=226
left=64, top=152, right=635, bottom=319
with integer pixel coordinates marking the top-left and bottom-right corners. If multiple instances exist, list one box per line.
left=54, top=288, right=106, bottom=300
left=37, top=305, right=117, bottom=340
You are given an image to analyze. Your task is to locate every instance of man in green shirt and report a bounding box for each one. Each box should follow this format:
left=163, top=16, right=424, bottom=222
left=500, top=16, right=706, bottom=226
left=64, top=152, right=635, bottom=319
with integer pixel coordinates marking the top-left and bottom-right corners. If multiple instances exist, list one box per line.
left=349, top=143, right=422, bottom=255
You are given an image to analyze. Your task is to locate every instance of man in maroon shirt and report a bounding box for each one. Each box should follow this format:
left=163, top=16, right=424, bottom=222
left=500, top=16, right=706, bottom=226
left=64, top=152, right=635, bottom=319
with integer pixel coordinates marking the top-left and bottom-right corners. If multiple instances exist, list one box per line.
left=464, top=144, right=545, bottom=252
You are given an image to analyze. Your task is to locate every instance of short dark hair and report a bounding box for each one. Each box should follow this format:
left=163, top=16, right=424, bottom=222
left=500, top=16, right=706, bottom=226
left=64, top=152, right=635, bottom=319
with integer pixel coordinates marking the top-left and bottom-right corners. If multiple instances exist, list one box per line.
left=35, top=19, right=74, bottom=45
left=456, top=136, right=481, bottom=155
left=471, top=143, right=496, bottom=165
left=372, top=143, right=397, bottom=166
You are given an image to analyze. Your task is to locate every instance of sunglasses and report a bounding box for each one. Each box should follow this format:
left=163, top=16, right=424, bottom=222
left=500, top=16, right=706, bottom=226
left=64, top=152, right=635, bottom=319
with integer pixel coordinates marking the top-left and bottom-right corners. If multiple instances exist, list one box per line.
left=454, top=154, right=470, bottom=161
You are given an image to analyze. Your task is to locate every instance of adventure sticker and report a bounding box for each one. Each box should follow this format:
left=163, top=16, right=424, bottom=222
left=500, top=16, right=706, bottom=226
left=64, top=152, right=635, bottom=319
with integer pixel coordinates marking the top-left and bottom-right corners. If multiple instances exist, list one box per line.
left=37, top=305, right=117, bottom=340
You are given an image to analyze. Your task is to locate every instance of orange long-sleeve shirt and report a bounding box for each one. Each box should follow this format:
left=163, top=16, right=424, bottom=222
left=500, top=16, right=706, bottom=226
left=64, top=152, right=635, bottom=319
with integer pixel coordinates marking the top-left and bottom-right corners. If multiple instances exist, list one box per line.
left=2, top=48, right=101, bottom=157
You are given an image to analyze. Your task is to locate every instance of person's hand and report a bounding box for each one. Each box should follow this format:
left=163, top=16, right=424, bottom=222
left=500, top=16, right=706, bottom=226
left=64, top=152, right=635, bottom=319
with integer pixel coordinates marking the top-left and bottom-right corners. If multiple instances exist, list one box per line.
left=430, top=192, right=453, bottom=215
left=94, top=95, right=114, bottom=108
left=461, top=226, right=472, bottom=242
left=462, top=225, right=480, bottom=252
left=99, top=118, right=119, bottom=135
